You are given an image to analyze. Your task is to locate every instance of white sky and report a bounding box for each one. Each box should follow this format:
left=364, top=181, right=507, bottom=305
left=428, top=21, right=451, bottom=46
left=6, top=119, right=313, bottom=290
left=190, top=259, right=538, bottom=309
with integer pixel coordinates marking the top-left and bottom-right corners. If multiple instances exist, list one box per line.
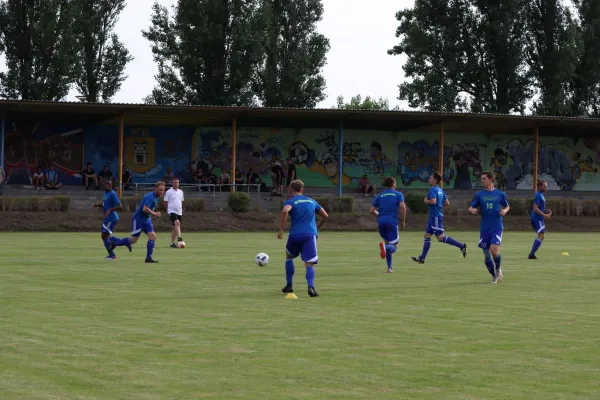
left=0, top=0, right=413, bottom=109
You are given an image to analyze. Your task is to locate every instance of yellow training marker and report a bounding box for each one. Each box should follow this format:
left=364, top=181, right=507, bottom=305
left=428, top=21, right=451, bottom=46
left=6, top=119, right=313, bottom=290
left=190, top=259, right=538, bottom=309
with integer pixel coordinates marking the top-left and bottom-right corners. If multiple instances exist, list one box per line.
left=285, top=293, right=298, bottom=300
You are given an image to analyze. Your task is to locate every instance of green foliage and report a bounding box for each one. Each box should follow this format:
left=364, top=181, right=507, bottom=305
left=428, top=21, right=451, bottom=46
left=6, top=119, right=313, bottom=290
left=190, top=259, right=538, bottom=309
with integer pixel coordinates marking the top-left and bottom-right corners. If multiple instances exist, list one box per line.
left=0, top=196, right=71, bottom=211
left=332, top=196, right=354, bottom=213
left=255, top=0, right=329, bottom=108
left=405, top=192, right=428, bottom=214
left=121, top=196, right=204, bottom=212
left=335, top=95, right=398, bottom=111
left=313, top=196, right=330, bottom=213
left=142, top=0, right=263, bottom=106
left=581, top=200, right=600, bottom=216
left=0, top=0, right=77, bottom=100
left=228, top=192, right=251, bottom=212
left=72, top=0, right=132, bottom=103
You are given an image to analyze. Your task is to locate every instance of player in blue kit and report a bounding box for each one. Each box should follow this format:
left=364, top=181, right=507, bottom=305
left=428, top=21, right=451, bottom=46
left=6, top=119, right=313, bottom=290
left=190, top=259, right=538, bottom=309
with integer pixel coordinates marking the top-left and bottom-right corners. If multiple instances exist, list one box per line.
left=92, top=180, right=129, bottom=260
left=411, top=172, right=467, bottom=264
left=278, top=180, right=329, bottom=297
left=468, top=172, right=510, bottom=284
left=110, top=181, right=166, bottom=263
left=529, top=180, right=552, bottom=259
left=369, top=177, right=407, bottom=273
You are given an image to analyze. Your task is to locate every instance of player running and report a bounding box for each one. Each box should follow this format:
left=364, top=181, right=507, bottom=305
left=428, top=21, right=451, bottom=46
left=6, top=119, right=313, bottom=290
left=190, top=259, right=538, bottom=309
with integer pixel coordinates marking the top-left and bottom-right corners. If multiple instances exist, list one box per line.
left=93, top=180, right=130, bottom=259
left=164, top=177, right=185, bottom=248
left=369, top=177, right=407, bottom=273
left=411, top=172, right=467, bottom=264
left=468, top=172, right=510, bottom=284
left=111, top=181, right=166, bottom=263
left=529, top=180, right=552, bottom=259
left=278, top=180, right=329, bottom=297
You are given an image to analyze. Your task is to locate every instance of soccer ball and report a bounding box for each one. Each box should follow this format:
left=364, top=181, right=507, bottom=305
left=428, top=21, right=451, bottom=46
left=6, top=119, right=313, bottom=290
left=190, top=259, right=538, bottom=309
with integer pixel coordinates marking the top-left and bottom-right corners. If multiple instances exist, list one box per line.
left=289, top=141, right=308, bottom=164
left=255, top=252, right=270, bottom=266
left=177, top=241, right=186, bottom=248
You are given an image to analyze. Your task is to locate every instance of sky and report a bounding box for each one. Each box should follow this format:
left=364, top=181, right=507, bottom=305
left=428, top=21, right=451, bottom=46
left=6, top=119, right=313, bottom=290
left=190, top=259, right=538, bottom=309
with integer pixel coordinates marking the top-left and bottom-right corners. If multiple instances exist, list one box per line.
left=0, top=0, right=413, bottom=109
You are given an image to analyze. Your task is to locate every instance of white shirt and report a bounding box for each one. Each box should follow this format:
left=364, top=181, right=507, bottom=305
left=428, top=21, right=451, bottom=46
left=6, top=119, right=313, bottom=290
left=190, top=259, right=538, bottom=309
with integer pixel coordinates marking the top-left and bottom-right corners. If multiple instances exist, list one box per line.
left=164, top=187, right=184, bottom=215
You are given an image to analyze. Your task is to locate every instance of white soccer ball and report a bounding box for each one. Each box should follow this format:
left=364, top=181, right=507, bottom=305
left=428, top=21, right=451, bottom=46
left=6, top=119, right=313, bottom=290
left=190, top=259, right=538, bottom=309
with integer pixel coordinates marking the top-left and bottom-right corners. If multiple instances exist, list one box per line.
left=177, top=241, right=186, bottom=248
left=255, top=252, right=270, bottom=267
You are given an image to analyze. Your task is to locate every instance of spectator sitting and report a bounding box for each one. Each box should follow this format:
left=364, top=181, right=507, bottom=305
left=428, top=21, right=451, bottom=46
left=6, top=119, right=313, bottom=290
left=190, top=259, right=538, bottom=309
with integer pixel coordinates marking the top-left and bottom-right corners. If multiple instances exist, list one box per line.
left=33, top=167, right=45, bottom=190
left=163, top=167, right=175, bottom=185
left=83, top=163, right=99, bottom=190
left=358, top=174, right=376, bottom=197
left=247, top=167, right=265, bottom=192
left=45, top=164, right=63, bottom=190
left=122, top=165, right=133, bottom=190
left=98, top=165, right=115, bottom=186
left=220, top=170, right=231, bottom=191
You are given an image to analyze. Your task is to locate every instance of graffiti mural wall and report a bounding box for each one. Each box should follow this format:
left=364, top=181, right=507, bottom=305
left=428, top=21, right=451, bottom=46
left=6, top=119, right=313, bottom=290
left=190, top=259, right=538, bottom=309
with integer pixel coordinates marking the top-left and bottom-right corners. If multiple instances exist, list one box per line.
left=3, top=123, right=84, bottom=185
left=84, top=126, right=193, bottom=184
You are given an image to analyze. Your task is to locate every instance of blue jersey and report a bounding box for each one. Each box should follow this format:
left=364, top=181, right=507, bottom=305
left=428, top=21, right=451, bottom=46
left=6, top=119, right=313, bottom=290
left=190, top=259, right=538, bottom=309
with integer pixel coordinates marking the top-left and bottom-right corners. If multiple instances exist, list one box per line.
left=372, top=189, right=405, bottom=225
left=531, top=191, right=545, bottom=219
left=103, top=190, right=121, bottom=221
left=133, top=192, right=159, bottom=221
left=284, top=195, right=322, bottom=236
left=427, top=186, right=447, bottom=218
left=470, top=189, right=509, bottom=232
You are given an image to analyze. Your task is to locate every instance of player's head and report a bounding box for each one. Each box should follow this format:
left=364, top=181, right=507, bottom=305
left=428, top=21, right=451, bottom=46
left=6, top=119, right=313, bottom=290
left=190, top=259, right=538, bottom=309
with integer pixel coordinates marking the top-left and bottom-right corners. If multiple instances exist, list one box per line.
left=289, top=179, right=304, bottom=195
left=171, top=177, right=179, bottom=190
left=104, top=179, right=112, bottom=192
left=383, top=176, right=396, bottom=189
left=481, top=171, right=494, bottom=190
left=537, top=179, right=547, bottom=193
left=429, top=172, right=442, bottom=186
left=154, top=181, right=166, bottom=197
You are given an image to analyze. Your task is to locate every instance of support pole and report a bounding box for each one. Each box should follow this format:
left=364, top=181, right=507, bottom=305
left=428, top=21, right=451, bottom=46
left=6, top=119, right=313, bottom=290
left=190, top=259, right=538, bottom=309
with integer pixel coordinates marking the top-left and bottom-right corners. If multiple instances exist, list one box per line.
left=439, top=124, right=444, bottom=188
left=1, top=114, right=5, bottom=175
left=338, top=120, right=344, bottom=197
left=533, top=126, right=539, bottom=195
left=232, top=117, right=237, bottom=193
left=118, top=115, right=124, bottom=198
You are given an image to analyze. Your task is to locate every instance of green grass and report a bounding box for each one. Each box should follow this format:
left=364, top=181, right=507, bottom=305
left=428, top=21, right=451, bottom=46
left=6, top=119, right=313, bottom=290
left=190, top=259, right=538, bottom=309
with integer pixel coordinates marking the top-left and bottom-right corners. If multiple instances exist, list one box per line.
left=1, top=231, right=599, bottom=399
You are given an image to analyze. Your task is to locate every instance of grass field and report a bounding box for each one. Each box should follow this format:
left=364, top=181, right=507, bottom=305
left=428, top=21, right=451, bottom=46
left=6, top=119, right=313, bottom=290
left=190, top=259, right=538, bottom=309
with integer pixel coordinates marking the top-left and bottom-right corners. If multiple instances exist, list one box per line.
left=1, top=231, right=599, bottom=399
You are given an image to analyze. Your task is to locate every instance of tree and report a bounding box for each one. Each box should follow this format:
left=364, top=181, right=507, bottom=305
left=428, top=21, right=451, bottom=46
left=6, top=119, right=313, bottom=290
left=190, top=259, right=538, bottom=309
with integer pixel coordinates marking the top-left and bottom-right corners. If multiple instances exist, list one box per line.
left=142, top=0, right=264, bottom=106
left=524, top=0, right=581, bottom=115
left=335, top=95, right=398, bottom=111
left=72, top=0, right=132, bottom=103
left=388, top=0, right=531, bottom=114
left=0, top=0, right=76, bottom=100
left=254, top=0, right=329, bottom=108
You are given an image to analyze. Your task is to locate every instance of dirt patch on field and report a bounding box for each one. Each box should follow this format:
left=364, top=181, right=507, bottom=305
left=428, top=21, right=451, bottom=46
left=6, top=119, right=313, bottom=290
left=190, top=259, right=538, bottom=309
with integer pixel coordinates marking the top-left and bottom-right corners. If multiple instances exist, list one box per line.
left=0, top=211, right=598, bottom=232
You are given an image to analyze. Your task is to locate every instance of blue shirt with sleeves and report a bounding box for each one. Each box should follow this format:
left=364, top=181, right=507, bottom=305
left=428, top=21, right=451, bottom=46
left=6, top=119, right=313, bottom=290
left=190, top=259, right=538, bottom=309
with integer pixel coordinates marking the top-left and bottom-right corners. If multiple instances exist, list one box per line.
left=284, top=195, right=322, bottom=236
left=470, top=189, right=509, bottom=232
left=371, top=189, right=405, bottom=225
left=427, top=185, right=447, bottom=218
left=133, top=192, right=159, bottom=221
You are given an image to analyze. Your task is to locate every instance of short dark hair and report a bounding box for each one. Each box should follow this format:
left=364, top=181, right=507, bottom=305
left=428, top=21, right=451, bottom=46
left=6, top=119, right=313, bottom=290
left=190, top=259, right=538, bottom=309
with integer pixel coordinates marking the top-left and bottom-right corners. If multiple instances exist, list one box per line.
left=537, top=179, right=547, bottom=188
left=432, top=172, right=442, bottom=184
left=482, top=171, right=494, bottom=181
left=290, top=179, right=304, bottom=192
left=383, top=176, right=396, bottom=188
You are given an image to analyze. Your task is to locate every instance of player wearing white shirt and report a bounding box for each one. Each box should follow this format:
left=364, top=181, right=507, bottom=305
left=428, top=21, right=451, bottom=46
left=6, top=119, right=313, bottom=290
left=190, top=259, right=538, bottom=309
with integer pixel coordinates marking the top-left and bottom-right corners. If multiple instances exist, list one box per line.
left=163, top=177, right=185, bottom=248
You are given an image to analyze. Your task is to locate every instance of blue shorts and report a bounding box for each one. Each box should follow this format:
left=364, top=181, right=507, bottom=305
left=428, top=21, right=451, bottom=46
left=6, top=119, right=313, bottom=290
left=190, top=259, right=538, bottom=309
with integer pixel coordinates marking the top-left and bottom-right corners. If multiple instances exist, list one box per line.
left=131, top=217, right=154, bottom=237
left=531, top=218, right=545, bottom=234
left=425, top=215, right=444, bottom=236
left=101, top=218, right=118, bottom=234
left=286, top=233, right=318, bottom=264
left=478, top=230, right=503, bottom=249
left=378, top=222, right=399, bottom=245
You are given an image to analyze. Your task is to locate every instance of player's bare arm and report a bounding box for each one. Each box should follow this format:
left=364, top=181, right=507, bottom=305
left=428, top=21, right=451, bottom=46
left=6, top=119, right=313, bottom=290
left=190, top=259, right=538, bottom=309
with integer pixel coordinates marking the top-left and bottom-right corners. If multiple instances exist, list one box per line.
left=399, top=202, right=407, bottom=228
left=369, top=205, right=379, bottom=217
left=278, top=204, right=292, bottom=239
left=316, top=208, right=329, bottom=230
left=443, top=199, right=450, bottom=206
left=468, top=206, right=479, bottom=215
left=424, top=197, right=436, bottom=205
left=143, top=205, right=161, bottom=217
left=499, top=205, right=510, bottom=216
left=533, top=204, right=551, bottom=219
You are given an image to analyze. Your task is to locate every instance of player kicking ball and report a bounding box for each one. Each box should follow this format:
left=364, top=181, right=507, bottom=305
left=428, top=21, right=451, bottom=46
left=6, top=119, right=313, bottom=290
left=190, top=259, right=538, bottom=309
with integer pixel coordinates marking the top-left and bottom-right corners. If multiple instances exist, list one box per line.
left=278, top=180, right=329, bottom=297
left=369, top=177, right=406, bottom=273
left=468, top=172, right=510, bottom=284
left=92, top=180, right=131, bottom=259
left=110, top=181, right=166, bottom=263
left=411, top=172, right=467, bottom=264
left=529, top=180, right=551, bottom=259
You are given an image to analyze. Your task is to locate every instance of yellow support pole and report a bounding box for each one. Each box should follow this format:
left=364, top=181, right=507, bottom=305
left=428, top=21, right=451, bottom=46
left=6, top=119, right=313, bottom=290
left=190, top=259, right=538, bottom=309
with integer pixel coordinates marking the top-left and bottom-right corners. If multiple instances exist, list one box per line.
left=439, top=124, right=444, bottom=188
left=533, top=126, right=539, bottom=195
left=118, top=115, right=124, bottom=198
left=232, top=117, right=237, bottom=193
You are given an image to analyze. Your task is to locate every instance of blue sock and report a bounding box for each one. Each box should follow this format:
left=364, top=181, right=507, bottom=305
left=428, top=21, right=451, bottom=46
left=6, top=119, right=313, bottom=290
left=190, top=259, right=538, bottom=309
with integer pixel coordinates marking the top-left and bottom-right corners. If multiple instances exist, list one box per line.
left=285, top=259, right=295, bottom=285
left=306, top=266, right=315, bottom=287
left=386, top=252, right=392, bottom=269
left=530, top=239, right=542, bottom=256
left=146, top=240, right=155, bottom=259
left=483, top=250, right=495, bottom=276
left=420, top=238, right=431, bottom=260
left=103, top=238, right=112, bottom=255
left=442, top=236, right=463, bottom=249
left=493, top=255, right=501, bottom=270
left=109, top=235, right=121, bottom=242
left=114, top=237, right=131, bottom=247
